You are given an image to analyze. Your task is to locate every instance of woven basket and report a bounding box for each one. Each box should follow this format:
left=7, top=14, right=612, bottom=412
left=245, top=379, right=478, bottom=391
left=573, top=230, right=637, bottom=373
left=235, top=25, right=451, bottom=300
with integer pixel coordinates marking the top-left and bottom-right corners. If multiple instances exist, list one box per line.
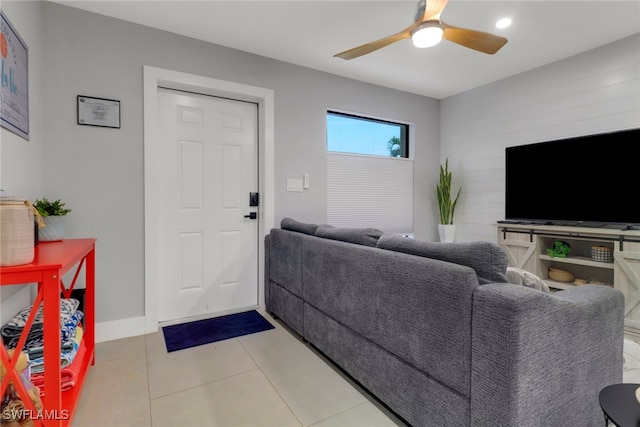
left=0, top=198, right=37, bottom=267
left=548, top=267, right=575, bottom=282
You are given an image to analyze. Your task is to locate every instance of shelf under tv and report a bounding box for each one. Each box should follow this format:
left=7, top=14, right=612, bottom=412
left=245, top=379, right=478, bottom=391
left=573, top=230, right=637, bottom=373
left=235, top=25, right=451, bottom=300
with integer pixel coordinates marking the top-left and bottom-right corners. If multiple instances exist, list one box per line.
left=496, top=223, right=640, bottom=334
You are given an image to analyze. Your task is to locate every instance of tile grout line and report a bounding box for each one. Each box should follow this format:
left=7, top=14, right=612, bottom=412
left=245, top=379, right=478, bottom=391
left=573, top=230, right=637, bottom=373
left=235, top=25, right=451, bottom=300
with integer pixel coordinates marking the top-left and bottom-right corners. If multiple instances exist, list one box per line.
left=146, top=336, right=262, bottom=402
left=144, top=334, right=156, bottom=426
left=237, top=324, right=378, bottom=427
left=148, top=365, right=264, bottom=401
left=237, top=334, right=305, bottom=426
left=306, top=401, right=373, bottom=427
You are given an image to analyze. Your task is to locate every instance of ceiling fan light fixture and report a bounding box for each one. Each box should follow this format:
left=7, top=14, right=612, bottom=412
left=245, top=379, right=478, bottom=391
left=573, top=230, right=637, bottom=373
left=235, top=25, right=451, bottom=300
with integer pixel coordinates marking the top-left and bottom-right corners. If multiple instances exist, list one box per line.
left=411, top=22, right=443, bottom=48
left=334, top=0, right=508, bottom=60
left=496, top=17, right=512, bottom=29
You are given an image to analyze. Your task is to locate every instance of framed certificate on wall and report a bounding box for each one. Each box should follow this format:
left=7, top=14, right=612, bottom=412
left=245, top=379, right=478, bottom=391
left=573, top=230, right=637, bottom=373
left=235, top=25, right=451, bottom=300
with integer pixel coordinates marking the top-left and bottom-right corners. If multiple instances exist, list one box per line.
left=1, top=10, right=29, bottom=140
left=77, top=95, right=121, bottom=128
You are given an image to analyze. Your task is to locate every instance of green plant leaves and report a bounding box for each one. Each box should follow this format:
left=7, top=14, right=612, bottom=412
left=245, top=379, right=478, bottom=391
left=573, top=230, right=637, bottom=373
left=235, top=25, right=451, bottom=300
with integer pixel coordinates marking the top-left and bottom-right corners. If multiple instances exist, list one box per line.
left=436, top=159, right=461, bottom=225
left=547, top=240, right=571, bottom=258
left=33, top=198, right=71, bottom=217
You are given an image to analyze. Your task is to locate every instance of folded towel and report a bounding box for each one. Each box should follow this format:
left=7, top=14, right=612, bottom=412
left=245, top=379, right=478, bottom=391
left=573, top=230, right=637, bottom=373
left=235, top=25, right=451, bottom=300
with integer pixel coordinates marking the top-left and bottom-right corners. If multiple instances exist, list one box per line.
left=29, top=325, right=83, bottom=375
left=7, top=337, right=75, bottom=362
left=61, top=310, right=83, bottom=342
left=1, top=298, right=80, bottom=343
left=5, top=311, right=83, bottom=360
left=31, top=333, right=86, bottom=397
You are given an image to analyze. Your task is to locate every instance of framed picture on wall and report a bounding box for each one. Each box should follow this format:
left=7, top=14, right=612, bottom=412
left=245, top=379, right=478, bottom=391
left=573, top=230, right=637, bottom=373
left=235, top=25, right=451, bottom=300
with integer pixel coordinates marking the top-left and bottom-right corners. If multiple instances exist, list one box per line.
left=77, top=95, right=121, bottom=128
left=1, top=10, right=29, bottom=140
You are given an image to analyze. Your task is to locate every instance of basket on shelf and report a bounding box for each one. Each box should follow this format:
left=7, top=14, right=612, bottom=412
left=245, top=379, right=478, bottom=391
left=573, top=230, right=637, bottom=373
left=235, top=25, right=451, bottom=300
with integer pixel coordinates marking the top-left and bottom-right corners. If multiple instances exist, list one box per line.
left=0, top=197, right=43, bottom=267
left=591, top=245, right=613, bottom=263
left=548, top=267, right=575, bottom=282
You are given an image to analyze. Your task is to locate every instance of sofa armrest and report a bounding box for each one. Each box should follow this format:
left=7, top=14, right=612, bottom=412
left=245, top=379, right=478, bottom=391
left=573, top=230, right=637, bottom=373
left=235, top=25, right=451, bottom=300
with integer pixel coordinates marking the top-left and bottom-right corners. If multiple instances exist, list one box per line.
left=471, top=284, right=624, bottom=427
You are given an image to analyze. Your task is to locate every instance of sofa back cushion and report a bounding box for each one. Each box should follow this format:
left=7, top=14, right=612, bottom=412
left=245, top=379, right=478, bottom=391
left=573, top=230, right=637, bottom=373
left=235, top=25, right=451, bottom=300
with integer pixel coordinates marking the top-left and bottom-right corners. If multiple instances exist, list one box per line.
left=377, top=234, right=508, bottom=284
left=302, top=236, right=479, bottom=398
left=281, top=217, right=319, bottom=235
left=315, top=224, right=384, bottom=247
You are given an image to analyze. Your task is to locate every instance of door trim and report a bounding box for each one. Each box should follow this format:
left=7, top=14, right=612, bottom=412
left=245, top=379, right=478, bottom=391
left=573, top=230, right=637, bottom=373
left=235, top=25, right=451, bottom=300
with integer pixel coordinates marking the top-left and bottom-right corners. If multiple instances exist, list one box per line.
left=143, top=66, right=275, bottom=334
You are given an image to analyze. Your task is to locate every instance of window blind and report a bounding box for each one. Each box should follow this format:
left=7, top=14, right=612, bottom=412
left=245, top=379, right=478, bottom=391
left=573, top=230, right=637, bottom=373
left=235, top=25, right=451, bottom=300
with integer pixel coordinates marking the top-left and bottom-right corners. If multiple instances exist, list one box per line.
left=327, top=152, right=414, bottom=234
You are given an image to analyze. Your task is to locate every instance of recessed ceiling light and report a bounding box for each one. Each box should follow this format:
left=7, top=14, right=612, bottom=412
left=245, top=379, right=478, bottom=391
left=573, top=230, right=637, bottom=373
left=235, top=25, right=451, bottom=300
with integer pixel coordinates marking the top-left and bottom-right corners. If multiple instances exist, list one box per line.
left=496, top=18, right=512, bottom=29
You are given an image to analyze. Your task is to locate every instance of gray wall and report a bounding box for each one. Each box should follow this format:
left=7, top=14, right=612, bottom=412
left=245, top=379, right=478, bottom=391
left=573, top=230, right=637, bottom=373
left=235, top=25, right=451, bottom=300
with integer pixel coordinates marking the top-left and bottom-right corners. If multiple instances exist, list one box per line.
left=440, top=33, right=640, bottom=243
left=2, top=1, right=440, bottom=326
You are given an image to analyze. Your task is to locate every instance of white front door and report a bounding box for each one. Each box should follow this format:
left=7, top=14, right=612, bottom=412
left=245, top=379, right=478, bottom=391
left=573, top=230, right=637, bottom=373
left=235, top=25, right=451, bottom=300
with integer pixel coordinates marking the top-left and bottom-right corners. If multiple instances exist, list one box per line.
left=156, top=88, right=259, bottom=322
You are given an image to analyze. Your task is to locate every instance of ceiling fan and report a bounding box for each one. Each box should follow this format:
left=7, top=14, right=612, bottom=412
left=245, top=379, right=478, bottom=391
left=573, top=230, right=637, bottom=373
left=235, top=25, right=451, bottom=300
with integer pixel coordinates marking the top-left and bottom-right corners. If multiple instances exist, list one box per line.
left=334, top=0, right=508, bottom=60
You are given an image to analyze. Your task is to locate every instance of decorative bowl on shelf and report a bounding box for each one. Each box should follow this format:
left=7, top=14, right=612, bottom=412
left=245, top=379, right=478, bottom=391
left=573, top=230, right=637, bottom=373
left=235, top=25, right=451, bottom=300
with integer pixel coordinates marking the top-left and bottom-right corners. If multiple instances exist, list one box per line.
left=548, top=268, right=575, bottom=282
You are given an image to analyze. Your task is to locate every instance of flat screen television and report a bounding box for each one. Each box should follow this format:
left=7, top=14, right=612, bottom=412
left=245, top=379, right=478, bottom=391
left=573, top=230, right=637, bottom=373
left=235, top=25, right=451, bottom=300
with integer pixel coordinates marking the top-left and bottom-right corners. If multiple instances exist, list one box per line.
left=504, top=127, right=640, bottom=229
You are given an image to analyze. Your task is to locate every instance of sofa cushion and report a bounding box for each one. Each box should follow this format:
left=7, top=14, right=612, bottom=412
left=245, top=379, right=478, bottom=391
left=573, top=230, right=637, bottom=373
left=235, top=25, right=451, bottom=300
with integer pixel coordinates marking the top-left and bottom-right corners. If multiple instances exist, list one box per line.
left=376, top=234, right=508, bottom=284
left=280, top=217, right=319, bottom=235
left=315, top=224, right=384, bottom=247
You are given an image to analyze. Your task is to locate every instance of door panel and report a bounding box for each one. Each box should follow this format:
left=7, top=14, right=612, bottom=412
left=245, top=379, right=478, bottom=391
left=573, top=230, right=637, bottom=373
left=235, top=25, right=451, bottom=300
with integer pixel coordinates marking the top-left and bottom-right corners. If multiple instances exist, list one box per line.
left=179, top=140, right=204, bottom=209
left=157, top=88, right=258, bottom=322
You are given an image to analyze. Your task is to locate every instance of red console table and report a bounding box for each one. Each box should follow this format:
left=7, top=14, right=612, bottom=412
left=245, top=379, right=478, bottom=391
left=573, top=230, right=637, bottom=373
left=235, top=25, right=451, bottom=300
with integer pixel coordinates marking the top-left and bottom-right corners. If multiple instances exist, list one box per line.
left=1, top=239, right=95, bottom=427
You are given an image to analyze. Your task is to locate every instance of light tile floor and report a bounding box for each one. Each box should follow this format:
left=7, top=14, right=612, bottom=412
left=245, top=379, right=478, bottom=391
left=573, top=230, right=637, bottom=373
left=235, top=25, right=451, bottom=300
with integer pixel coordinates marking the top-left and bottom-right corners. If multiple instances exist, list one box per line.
left=72, top=311, right=406, bottom=427
left=623, top=336, right=640, bottom=383
left=71, top=312, right=640, bottom=427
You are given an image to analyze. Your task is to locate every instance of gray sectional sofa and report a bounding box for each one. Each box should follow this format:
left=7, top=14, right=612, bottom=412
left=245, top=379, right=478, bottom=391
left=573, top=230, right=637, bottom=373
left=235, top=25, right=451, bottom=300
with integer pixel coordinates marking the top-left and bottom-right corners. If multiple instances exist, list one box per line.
left=264, top=218, right=625, bottom=427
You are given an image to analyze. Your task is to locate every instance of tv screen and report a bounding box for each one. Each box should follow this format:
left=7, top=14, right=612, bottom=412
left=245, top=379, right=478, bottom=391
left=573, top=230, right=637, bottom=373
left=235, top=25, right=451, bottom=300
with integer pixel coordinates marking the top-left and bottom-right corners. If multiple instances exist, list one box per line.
left=505, top=128, right=640, bottom=228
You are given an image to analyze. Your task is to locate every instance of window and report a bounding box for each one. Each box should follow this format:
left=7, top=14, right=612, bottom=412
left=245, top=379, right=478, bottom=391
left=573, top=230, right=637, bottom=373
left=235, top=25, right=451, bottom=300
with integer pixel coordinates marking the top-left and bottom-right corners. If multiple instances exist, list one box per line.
left=326, top=111, right=413, bottom=234
left=327, top=111, right=408, bottom=158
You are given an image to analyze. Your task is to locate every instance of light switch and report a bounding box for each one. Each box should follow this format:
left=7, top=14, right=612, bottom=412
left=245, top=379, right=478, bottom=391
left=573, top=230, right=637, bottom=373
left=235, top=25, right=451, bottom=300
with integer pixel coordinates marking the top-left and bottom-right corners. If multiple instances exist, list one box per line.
left=303, top=173, right=310, bottom=189
left=286, top=178, right=303, bottom=192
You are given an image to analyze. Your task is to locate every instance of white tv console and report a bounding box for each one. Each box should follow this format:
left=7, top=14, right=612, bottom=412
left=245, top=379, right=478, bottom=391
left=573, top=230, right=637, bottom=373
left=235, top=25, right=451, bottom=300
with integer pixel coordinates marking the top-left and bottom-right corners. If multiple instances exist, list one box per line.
left=496, top=223, right=640, bottom=334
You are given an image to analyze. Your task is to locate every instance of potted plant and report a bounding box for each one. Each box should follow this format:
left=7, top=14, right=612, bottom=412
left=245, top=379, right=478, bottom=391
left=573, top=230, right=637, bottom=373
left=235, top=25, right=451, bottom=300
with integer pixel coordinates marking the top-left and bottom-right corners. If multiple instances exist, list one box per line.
left=436, top=159, right=461, bottom=242
left=33, top=198, right=71, bottom=242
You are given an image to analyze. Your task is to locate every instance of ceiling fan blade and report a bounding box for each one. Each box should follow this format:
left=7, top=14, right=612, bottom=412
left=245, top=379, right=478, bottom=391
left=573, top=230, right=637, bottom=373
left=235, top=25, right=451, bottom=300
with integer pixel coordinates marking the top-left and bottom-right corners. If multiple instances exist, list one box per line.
left=420, top=0, right=449, bottom=22
left=334, top=26, right=414, bottom=60
left=442, top=24, right=508, bottom=54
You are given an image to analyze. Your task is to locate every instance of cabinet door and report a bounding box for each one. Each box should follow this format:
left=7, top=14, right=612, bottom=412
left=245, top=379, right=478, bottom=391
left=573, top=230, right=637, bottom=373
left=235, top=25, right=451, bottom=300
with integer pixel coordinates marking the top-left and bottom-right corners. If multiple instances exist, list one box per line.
left=499, top=230, right=538, bottom=272
left=615, top=240, right=640, bottom=330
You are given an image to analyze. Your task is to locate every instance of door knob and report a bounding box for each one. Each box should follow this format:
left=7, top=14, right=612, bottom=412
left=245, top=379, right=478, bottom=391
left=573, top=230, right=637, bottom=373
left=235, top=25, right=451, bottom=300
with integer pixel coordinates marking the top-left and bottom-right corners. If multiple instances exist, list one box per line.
left=244, top=212, right=257, bottom=220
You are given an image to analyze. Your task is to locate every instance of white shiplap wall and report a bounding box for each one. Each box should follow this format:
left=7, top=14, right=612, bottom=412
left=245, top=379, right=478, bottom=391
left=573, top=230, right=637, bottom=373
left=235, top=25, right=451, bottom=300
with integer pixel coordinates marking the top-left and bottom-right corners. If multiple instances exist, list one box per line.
left=440, top=34, right=640, bottom=243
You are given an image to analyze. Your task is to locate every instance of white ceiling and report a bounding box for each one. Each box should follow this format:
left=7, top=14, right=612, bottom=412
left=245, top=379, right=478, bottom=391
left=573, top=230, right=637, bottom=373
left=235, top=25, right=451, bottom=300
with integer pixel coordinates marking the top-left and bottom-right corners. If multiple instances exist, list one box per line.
left=51, top=0, right=640, bottom=99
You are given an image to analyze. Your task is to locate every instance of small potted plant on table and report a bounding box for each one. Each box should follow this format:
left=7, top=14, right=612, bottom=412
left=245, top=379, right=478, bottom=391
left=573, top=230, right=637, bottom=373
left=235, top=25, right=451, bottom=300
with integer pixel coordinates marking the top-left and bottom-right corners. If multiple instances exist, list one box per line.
left=33, top=198, right=71, bottom=242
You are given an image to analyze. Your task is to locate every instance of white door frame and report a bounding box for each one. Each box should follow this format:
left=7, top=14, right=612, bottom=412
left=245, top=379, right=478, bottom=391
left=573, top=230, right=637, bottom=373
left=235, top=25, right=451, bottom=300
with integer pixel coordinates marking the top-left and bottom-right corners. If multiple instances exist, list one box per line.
left=143, top=66, right=275, bottom=334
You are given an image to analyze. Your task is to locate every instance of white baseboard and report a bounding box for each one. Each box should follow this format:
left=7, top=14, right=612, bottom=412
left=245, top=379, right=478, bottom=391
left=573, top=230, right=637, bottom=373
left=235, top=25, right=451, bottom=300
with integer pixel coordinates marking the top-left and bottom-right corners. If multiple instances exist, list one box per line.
left=95, top=305, right=267, bottom=343
left=95, top=316, right=148, bottom=343
left=158, top=305, right=260, bottom=328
